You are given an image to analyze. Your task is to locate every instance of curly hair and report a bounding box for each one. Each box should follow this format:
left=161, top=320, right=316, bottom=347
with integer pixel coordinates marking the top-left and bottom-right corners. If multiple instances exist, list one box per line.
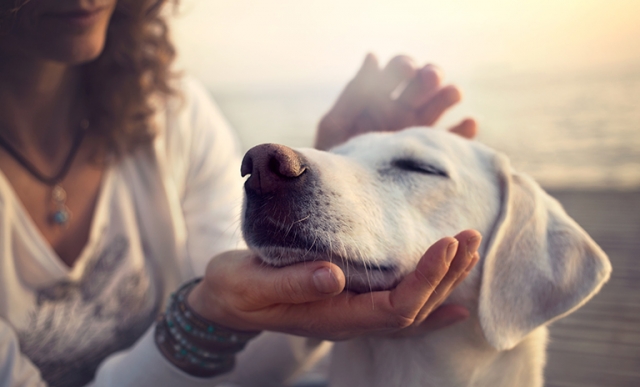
left=1, top=0, right=178, bottom=157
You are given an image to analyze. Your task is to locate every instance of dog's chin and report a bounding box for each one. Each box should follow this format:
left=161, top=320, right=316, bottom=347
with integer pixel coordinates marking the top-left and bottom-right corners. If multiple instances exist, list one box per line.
left=252, top=246, right=402, bottom=293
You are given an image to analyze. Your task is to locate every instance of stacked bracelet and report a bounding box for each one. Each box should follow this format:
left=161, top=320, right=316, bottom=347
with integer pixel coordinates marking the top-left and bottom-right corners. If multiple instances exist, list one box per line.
left=154, top=278, right=261, bottom=378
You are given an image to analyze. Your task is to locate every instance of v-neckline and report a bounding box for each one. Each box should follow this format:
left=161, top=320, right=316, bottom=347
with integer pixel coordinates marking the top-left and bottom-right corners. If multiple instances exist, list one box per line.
left=0, top=165, right=114, bottom=280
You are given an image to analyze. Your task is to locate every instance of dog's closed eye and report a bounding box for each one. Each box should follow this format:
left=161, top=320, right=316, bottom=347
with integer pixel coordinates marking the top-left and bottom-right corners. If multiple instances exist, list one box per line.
left=391, top=158, right=449, bottom=178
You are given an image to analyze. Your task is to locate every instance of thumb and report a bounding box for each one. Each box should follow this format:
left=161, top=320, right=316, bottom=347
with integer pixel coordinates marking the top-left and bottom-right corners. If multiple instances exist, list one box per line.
left=251, top=261, right=346, bottom=306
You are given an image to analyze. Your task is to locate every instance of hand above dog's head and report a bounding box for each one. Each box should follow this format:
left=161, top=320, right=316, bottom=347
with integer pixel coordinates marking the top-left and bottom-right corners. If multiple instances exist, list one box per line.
left=241, top=127, right=611, bottom=348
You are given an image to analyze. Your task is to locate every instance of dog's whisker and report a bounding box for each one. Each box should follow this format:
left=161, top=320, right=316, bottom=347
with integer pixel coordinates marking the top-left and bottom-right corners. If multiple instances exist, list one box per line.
left=349, top=233, right=371, bottom=284
left=352, top=241, right=376, bottom=308
left=283, top=208, right=294, bottom=236
left=301, top=230, right=318, bottom=260
left=293, top=214, right=311, bottom=224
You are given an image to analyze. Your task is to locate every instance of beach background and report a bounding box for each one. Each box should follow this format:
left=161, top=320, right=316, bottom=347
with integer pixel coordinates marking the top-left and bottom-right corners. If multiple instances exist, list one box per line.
left=170, top=1, right=640, bottom=385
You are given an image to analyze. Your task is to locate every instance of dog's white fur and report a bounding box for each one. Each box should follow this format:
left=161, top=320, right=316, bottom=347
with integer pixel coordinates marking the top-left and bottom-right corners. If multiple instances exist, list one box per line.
left=242, top=128, right=612, bottom=387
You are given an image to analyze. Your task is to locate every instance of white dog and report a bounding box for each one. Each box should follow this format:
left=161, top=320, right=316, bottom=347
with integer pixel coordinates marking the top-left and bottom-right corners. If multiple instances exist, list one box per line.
left=240, top=128, right=611, bottom=387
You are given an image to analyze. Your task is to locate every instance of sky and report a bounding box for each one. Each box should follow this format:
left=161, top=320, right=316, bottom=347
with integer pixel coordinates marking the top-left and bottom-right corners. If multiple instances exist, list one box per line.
left=170, top=0, right=640, bottom=89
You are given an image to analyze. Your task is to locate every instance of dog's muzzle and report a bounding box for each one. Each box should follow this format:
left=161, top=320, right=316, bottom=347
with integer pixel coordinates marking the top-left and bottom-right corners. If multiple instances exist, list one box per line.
left=240, top=143, right=404, bottom=292
left=241, top=144, right=322, bottom=259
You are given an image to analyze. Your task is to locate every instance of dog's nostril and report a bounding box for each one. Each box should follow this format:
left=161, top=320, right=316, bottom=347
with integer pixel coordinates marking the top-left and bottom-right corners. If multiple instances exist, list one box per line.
left=268, top=156, right=283, bottom=177
left=240, top=154, right=254, bottom=177
left=268, top=151, right=306, bottom=178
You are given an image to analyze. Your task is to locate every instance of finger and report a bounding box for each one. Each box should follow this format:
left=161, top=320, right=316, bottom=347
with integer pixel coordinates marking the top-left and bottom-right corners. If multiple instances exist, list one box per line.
left=415, top=231, right=482, bottom=321
left=423, top=304, right=470, bottom=330
left=432, top=230, right=481, bottom=299
left=349, top=57, right=419, bottom=135
left=451, top=252, right=479, bottom=290
left=379, top=55, right=418, bottom=97
left=410, top=304, right=470, bottom=334
left=448, top=118, right=478, bottom=139
left=320, top=53, right=380, bottom=129
left=223, top=253, right=347, bottom=310
left=416, top=85, right=462, bottom=126
left=396, top=64, right=443, bottom=110
left=387, top=237, right=459, bottom=319
left=261, top=284, right=444, bottom=339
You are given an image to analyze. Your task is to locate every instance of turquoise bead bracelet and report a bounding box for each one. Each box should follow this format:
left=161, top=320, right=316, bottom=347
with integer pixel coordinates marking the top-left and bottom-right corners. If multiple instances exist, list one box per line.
left=154, top=278, right=261, bottom=377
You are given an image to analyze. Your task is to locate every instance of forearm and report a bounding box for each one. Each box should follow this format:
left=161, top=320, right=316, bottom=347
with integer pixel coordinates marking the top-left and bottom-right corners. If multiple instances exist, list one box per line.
left=94, top=323, right=322, bottom=387
left=91, top=326, right=233, bottom=387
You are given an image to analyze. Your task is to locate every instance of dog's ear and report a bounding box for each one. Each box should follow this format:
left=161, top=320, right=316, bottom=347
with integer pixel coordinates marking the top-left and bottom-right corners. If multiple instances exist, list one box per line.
left=478, top=155, right=611, bottom=351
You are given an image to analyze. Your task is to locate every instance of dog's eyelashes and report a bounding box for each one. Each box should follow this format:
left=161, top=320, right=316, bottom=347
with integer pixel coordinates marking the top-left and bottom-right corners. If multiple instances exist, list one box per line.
left=391, top=159, right=449, bottom=177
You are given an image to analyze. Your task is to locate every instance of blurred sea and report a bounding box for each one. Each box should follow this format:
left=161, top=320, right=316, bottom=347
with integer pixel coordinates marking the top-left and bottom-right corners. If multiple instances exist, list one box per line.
left=209, top=68, right=640, bottom=190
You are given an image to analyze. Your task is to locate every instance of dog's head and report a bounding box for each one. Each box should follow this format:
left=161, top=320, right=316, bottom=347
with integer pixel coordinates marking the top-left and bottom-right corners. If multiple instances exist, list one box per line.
left=241, top=127, right=611, bottom=350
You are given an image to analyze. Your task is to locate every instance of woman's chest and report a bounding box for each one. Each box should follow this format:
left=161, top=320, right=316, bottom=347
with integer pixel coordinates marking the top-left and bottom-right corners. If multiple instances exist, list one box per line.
left=0, top=144, right=105, bottom=267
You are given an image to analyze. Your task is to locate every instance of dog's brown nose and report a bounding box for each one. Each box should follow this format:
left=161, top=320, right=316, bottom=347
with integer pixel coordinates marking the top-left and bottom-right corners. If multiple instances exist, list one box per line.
left=241, top=143, right=307, bottom=194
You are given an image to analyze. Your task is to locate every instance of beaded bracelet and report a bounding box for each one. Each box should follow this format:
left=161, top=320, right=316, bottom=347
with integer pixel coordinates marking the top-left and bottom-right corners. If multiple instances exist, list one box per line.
left=154, top=278, right=261, bottom=378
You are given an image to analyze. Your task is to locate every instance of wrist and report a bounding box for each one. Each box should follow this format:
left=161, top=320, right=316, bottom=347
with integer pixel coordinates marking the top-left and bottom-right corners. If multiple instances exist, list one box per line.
left=155, top=278, right=261, bottom=378
left=187, top=274, right=265, bottom=333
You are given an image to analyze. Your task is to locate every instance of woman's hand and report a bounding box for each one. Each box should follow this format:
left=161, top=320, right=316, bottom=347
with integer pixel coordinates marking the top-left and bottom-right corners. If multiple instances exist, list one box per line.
left=187, top=230, right=481, bottom=341
left=315, top=54, right=478, bottom=151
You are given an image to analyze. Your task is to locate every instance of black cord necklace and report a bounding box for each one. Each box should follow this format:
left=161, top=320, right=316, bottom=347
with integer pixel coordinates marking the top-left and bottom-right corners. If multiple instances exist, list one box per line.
left=0, top=119, right=89, bottom=226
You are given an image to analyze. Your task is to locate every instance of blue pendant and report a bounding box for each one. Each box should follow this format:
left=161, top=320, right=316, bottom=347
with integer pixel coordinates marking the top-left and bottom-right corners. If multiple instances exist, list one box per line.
left=52, top=209, right=70, bottom=225
left=50, top=185, right=71, bottom=226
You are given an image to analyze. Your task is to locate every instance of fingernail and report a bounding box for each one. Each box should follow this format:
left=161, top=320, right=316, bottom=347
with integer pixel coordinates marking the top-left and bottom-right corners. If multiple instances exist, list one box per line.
left=466, top=235, right=482, bottom=256
left=360, top=53, right=378, bottom=73
left=418, top=65, right=441, bottom=85
left=446, top=241, right=459, bottom=263
left=313, top=268, right=339, bottom=294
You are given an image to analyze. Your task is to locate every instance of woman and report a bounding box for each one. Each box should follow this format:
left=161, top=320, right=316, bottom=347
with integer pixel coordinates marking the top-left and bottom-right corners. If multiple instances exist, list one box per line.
left=0, top=0, right=481, bottom=386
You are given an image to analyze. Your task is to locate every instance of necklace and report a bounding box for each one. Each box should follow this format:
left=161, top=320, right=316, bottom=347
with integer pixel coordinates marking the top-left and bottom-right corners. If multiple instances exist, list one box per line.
left=0, top=119, right=88, bottom=226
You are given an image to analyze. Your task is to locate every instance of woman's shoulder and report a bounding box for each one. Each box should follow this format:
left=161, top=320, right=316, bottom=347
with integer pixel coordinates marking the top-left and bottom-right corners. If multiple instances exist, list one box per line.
left=150, top=75, right=243, bottom=198
left=176, top=75, right=222, bottom=118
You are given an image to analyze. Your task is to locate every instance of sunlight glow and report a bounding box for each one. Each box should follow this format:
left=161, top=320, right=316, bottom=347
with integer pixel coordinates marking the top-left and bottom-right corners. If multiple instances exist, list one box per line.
left=171, top=0, right=640, bottom=87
